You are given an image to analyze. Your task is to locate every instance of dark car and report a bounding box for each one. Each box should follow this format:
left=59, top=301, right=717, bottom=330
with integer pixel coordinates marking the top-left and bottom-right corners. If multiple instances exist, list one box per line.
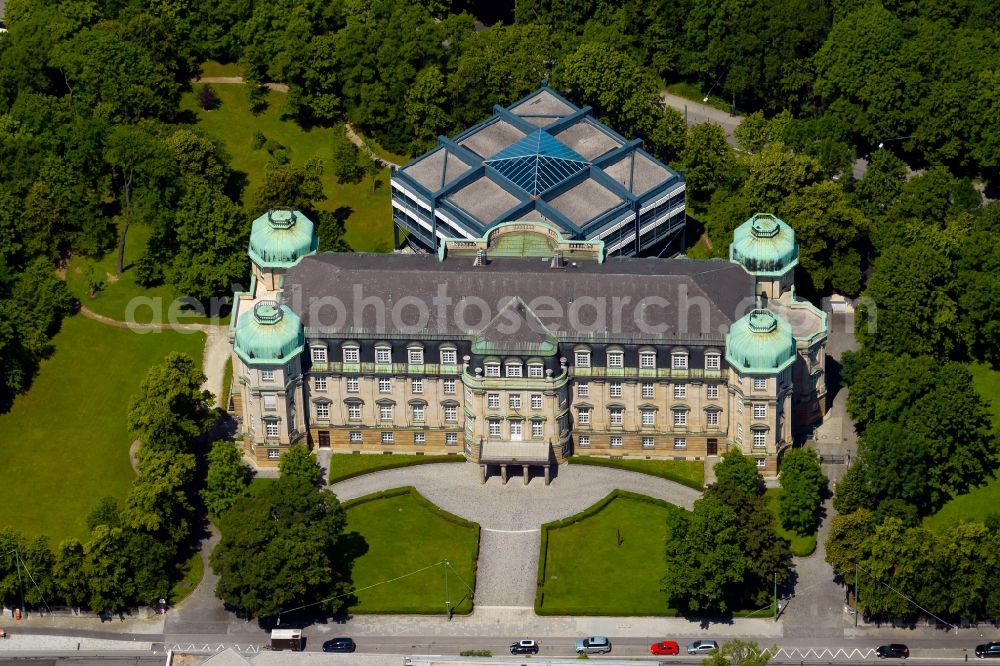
left=876, top=644, right=909, bottom=659
left=322, top=637, right=356, bottom=653
left=511, top=639, right=539, bottom=655
left=976, top=642, right=1000, bottom=658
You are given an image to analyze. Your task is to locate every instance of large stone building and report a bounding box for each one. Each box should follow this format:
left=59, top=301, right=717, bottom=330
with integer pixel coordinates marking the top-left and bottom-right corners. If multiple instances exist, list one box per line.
left=228, top=208, right=827, bottom=479
left=390, top=87, right=686, bottom=256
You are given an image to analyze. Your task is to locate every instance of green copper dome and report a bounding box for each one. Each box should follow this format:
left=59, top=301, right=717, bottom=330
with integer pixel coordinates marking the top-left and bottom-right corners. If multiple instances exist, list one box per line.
left=234, top=300, right=304, bottom=365
left=725, top=309, right=796, bottom=374
left=248, top=209, right=318, bottom=269
left=729, top=213, right=798, bottom=276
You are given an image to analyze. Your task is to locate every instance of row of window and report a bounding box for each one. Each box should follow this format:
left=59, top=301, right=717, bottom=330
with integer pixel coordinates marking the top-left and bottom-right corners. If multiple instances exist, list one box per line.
left=572, top=349, right=720, bottom=371
left=316, top=377, right=459, bottom=395
left=483, top=361, right=545, bottom=378
left=346, top=431, right=460, bottom=446
left=486, top=419, right=546, bottom=439
left=574, top=436, right=767, bottom=464
left=486, top=393, right=544, bottom=410
left=316, top=345, right=459, bottom=366
left=577, top=381, right=720, bottom=400
left=576, top=407, right=718, bottom=428
left=332, top=403, right=460, bottom=423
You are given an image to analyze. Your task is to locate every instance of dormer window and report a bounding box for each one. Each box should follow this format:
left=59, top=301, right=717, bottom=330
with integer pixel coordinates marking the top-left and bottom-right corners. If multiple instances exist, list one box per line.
left=311, top=346, right=328, bottom=363
left=343, top=345, right=360, bottom=364
left=528, top=362, right=544, bottom=378
left=440, top=347, right=457, bottom=365
left=639, top=350, right=656, bottom=369
left=407, top=346, right=424, bottom=365
left=375, top=345, right=391, bottom=364
left=671, top=351, right=688, bottom=370
left=574, top=349, right=591, bottom=368
left=607, top=350, right=624, bottom=368
left=506, top=362, right=522, bottom=377
left=485, top=362, right=501, bottom=377
left=705, top=353, right=721, bottom=371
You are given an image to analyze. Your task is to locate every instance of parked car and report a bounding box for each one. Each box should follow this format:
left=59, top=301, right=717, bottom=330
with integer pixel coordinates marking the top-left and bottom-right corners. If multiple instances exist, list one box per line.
left=650, top=640, right=680, bottom=655
left=322, top=637, right=356, bottom=653
left=876, top=644, right=909, bottom=659
left=511, top=639, right=539, bottom=655
left=576, top=636, right=612, bottom=654
left=976, top=642, right=1000, bottom=658
left=686, top=639, right=719, bottom=655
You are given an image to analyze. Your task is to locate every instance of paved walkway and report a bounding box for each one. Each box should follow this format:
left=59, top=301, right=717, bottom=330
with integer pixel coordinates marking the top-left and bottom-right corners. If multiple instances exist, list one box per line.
left=193, top=75, right=289, bottom=93
left=662, top=92, right=742, bottom=146
left=330, top=463, right=700, bottom=531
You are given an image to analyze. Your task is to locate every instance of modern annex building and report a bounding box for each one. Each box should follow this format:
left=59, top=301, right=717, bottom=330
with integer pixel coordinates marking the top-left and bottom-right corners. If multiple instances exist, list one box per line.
left=228, top=209, right=827, bottom=479
left=390, top=87, right=686, bottom=256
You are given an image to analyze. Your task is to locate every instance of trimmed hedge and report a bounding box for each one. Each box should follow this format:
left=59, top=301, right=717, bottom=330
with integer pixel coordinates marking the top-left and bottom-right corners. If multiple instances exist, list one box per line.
left=328, top=453, right=465, bottom=484
left=567, top=455, right=704, bottom=490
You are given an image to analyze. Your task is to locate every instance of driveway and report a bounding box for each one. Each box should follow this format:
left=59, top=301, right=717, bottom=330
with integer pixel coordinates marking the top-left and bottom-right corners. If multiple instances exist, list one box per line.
left=330, top=462, right=700, bottom=531
left=662, top=92, right=742, bottom=146
left=331, top=461, right=701, bottom=609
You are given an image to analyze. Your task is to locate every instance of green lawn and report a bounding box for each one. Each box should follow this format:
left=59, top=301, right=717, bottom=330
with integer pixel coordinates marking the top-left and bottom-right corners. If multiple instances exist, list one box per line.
left=344, top=488, right=479, bottom=614
left=0, top=315, right=206, bottom=541
left=923, top=363, right=1000, bottom=531
left=536, top=492, right=683, bottom=615
left=328, top=453, right=465, bottom=484
left=199, top=60, right=241, bottom=78
left=765, top=488, right=817, bottom=557
left=567, top=455, right=704, bottom=490
left=170, top=550, right=205, bottom=604
left=180, top=84, right=398, bottom=252
left=64, top=224, right=221, bottom=324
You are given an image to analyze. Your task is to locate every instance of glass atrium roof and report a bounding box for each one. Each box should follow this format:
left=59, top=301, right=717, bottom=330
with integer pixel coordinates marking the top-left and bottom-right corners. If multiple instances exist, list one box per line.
left=484, top=130, right=590, bottom=196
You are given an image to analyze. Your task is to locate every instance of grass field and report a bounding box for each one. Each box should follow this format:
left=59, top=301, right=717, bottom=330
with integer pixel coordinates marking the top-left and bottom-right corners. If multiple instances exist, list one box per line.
left=170, top=551, right=205, bottom=604
left=567, top=455, right=704, bottom=490
left=0, top=315, right=206, bottom=542
left=923, top=363, right=1000, bottom=531
left=536, top=493, right=683, bottom=615
left=328, top=453, right=465, bottom=484
left=344, top=488, right=479, bottom=614
left=180, top=84, right=399, bottom=252
left=63, top=225, right=221, bottom=324
left=765, top=488, right=817, bottom=557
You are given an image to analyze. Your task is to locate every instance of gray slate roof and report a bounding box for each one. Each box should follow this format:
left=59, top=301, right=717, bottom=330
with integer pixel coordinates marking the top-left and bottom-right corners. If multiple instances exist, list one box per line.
left=284, top=253, right=755, bottom=344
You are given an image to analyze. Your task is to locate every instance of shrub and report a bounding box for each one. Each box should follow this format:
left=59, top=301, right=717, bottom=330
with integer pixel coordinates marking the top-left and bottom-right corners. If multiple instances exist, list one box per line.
left=251, top=130, right=266, bottom=150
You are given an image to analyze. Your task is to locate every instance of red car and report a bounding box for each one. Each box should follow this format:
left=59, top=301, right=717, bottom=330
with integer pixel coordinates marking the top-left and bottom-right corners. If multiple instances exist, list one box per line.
left=650, top=640, right=680, bottom=655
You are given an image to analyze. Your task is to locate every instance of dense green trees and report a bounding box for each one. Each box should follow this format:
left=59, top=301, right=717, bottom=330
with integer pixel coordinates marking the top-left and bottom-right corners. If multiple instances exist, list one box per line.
left=778, top=448, right=826, bottom=536
left=826, top=513, right=1000, bottom=622
left=663, top=450, right=791, bottom=614
left=212, top=473, right=352, bottom=619
left=838, top=352, right=996, bottom=516
left=203, top=441, right=254, bottom=517
left=127, top=352, right=214, bottom=454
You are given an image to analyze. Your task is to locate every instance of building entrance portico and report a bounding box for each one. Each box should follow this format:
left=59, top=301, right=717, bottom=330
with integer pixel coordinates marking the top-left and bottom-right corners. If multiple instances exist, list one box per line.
left=479, top=440, right=552, bottom=485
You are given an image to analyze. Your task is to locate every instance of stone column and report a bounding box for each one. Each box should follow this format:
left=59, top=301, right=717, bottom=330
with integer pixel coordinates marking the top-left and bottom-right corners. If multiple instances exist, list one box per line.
left=523, top=465, right=529, bottom=485
left=544, top=465, right=551, bottom=486
left=480, top=464, right=487, bottom=485
left=500, top=464, right=508, bottom=485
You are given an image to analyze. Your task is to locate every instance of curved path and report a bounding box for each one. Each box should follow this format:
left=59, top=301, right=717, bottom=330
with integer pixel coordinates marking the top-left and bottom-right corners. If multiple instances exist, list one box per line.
left=330, top=461, right=700, bottom=531
left=332, top=461, right=701, bottom=607
left=79, top=305, right=230, bottom=409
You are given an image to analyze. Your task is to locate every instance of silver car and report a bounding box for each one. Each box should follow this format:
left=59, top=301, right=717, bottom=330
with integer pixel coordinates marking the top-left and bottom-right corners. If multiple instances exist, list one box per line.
left=687, top=639, right=719, bottom=655
left=576, top=636, right=612, bottom=654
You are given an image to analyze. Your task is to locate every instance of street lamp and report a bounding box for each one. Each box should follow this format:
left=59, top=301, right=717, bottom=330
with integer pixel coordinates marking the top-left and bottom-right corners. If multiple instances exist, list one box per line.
left=877, top=135, right=914, bottom=149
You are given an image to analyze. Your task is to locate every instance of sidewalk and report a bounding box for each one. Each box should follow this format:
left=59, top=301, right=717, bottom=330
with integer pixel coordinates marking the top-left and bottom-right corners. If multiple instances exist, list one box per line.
left=334, top=606, right=783, bottom=639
